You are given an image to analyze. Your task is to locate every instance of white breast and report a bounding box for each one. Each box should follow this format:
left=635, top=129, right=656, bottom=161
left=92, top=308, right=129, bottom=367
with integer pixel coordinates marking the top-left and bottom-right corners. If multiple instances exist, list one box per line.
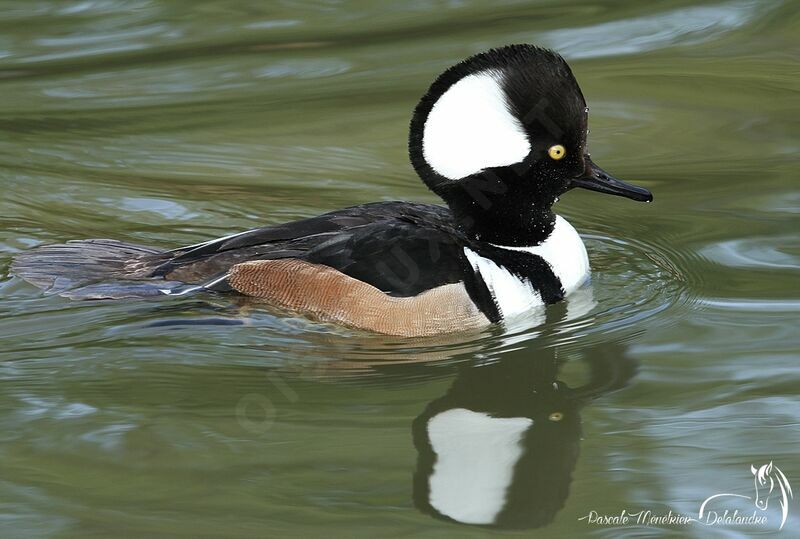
left=464, top=215, right=590, bottom=320
left=503, top=215, right=590, bottom=295
left=464, top=247, right=544, bottom=318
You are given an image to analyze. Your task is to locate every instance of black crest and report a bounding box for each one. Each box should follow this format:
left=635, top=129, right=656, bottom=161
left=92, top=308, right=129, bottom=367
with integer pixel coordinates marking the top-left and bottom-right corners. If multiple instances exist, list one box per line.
left=408, top=45, right=590, bottom=245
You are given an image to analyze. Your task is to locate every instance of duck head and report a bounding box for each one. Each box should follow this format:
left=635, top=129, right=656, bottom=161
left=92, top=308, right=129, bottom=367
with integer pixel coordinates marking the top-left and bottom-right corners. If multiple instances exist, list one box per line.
left=409, top=44, right=652, bottom=245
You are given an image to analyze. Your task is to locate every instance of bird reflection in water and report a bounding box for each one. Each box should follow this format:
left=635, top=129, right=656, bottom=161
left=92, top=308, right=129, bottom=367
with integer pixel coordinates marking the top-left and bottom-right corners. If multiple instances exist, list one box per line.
left=140, top=292, right=638, bottom=531
left=412, top=338, right=637, bottom=530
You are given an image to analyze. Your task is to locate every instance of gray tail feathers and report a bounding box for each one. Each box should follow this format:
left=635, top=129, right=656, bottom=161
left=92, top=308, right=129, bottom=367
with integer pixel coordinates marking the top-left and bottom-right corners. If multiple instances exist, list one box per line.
left=10, top=239, right=184, bottom=299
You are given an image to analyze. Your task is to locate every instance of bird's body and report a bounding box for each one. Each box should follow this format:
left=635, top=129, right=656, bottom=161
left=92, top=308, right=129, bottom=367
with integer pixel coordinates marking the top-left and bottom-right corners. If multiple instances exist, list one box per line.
left=11, top=45, right=652, bottom=336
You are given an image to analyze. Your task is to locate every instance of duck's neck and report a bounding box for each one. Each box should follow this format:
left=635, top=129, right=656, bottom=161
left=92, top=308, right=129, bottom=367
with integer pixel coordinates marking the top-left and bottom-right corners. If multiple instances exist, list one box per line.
left=436, top=171, right=561, bottom=246
left=446, top=194, right=557, bottom=246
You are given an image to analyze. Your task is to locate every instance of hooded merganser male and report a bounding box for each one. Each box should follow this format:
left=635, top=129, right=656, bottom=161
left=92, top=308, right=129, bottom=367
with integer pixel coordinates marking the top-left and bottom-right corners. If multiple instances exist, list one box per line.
left=12, top=45, right=652, bottom=337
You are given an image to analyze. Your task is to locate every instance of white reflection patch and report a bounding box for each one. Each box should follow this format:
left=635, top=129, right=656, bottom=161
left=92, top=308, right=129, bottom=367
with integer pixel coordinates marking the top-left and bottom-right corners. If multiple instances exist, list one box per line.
left=427, top=408, right=533, bottom=524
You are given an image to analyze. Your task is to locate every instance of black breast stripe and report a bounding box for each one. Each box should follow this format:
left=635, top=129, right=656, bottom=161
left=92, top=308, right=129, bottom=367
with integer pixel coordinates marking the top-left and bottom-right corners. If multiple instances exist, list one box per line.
left=461, top=263, right=501, bottom=323
left=469, top=244, right=565, bottom=306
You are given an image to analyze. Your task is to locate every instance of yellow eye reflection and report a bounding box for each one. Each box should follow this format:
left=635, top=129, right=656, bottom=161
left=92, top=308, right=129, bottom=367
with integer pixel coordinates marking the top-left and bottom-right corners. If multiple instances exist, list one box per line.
left=547, top=144, right=566, bottom=160
left=548, top=412, right=564, bottom=422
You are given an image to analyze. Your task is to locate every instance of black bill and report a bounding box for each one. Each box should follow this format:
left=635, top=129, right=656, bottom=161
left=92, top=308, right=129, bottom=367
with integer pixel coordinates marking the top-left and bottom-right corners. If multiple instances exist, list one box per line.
left=570, top=158, right=653, bottom=202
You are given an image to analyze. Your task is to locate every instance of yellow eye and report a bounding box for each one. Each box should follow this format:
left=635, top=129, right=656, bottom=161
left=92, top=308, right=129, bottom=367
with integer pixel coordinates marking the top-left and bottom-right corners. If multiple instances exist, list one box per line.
left=548, top=412, right=564, bottom=422
left=547, top=144, right=566, bottom=160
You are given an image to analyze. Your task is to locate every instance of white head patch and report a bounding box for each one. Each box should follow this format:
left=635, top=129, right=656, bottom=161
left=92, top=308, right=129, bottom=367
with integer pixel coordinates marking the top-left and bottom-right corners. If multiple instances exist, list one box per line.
left=422, top=70, right=531, bottom=180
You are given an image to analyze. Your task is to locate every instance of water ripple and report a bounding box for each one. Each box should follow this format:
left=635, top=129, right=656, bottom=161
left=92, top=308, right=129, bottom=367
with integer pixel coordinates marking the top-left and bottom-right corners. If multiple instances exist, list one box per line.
left=537, top=0, right=769, bottom=59
left=700, top=236, right=800, bottom=271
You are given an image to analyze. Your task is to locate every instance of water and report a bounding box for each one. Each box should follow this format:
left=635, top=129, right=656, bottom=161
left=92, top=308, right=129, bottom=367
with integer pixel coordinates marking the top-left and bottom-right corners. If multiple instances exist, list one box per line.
left=1, top=1, right=798, bottom=537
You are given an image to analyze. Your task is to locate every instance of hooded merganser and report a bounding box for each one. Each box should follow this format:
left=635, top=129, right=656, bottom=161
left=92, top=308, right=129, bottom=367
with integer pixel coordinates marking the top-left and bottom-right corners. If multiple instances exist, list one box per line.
left=12, top=45, right=652, bottom=337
